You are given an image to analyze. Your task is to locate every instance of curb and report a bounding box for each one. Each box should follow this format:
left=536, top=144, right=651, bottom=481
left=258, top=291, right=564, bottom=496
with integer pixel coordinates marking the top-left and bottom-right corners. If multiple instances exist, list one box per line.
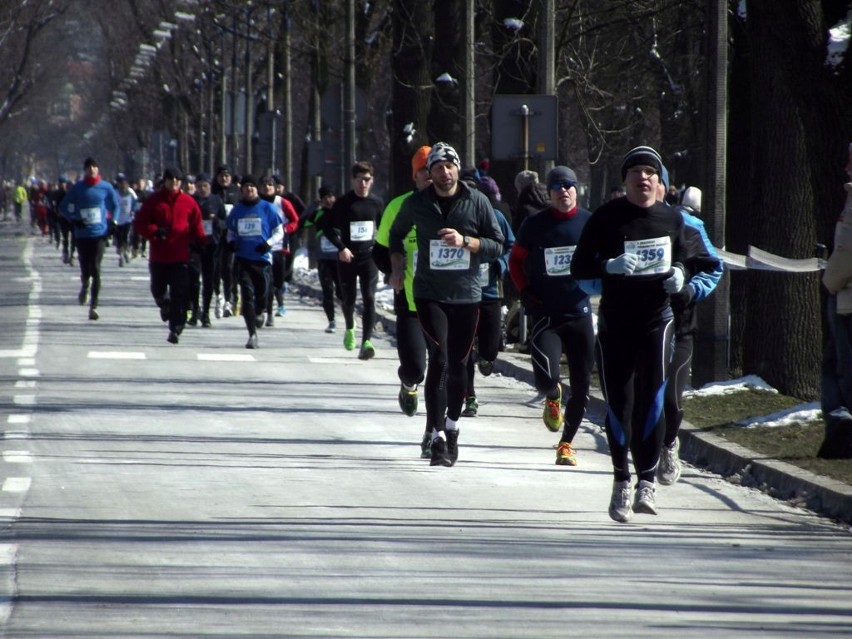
left=306, top=282, right=852, bottom=525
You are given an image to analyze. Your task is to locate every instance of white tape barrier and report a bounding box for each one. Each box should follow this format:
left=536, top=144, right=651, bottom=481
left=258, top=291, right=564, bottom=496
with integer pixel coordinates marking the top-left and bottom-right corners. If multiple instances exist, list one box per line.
left=718, top=246, right=822, bottom=273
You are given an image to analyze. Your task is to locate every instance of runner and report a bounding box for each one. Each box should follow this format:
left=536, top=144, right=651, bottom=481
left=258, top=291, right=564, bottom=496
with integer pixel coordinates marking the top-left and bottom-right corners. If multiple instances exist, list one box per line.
left=509, top=165, right=597, bottom=466
left=225, top=175, right=284, bottom=349
left=389, top=142, right=505, bottom=467
left=571, top=146, right=720, bottom=521
left=59, top=157, right=119, bottom=320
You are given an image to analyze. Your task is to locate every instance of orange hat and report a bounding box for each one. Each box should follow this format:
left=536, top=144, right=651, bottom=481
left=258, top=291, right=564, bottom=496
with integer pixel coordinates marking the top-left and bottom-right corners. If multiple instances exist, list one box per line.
left=411, top=146, right=431, bottom=181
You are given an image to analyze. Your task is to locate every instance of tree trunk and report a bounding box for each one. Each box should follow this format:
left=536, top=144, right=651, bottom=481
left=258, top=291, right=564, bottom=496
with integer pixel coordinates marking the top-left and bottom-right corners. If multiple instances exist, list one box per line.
left=389, top=0, right=434, bottom=197
left=741, top=0, right=830, bottom=399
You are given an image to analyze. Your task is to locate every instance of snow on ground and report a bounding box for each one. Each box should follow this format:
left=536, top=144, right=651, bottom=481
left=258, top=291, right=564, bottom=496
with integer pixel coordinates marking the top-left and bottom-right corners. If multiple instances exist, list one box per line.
left=687, top=375, right=822, bottom=429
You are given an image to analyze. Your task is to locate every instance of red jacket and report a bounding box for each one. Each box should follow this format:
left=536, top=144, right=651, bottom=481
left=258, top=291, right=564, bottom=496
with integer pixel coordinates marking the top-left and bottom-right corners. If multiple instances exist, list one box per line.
left=134, top=188, right=205, bottom=263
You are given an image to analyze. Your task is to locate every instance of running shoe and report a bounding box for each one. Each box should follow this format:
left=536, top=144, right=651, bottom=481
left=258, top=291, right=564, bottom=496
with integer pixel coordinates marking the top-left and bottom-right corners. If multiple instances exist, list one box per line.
left=555, top=441, right=578, bottom=466
left=446, top=429, right=459, bottom=466
left=657, top=438, right=682, bottom=485
left=265, top=313, right=274, bottom=327
left=275, top=305, right=286, bottom=317
left=461, top=396, right=478, bottom=417
left=358, top=340, right=375, bottom=360
left=633, top=480, right=657, bottom=515
left=478, top=359, right=495, bottom=376
left=343, top=328, right=356, bottom=351
left=223, top=301, right=233, bottom=318
left=201, top=314, right=212, bottom=328
left=325, top=320, right=336, bottom=334
left=255, top=314, right=265, bottom=329
left=245, top=333, right=258, bottom=349
left=118, top=255, right=124, bottom=267
left=608, top=480, right=633, bottom=523
left=159, top=299, right=170, bottom=322
left=167, top=330, right=179, bottom=344
left=88, top=307, right=99, bottom=321
left=398, top=384, right=418, bottom=417
left=420, top=432, right=432, bottom=459
left=430, top=436, right=452, bottom=467
left=543, top=386, right=564, bottom=432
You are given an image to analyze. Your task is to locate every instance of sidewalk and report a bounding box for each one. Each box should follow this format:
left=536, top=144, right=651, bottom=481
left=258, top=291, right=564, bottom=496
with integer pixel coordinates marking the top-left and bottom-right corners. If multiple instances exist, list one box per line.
left=367, top=302, right=852, bottom=525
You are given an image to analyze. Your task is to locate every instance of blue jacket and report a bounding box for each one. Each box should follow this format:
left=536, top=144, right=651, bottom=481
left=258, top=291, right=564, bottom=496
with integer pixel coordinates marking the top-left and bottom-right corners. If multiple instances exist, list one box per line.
left=671, top=206, right=724, bottom=335
left=226, top=198, right=284, bottom=264
left=480, top=209, right=515, bottom=300
left=59, top=178, right=119, bottom=239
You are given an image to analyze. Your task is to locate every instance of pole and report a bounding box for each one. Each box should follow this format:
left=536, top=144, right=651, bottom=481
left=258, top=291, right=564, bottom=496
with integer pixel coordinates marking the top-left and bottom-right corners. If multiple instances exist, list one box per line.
left=344, top=0, right=356, bottom=173
left=282, top=2, right=293, bottom=187
left=463, top=0, right=475, bottom=165
left=539, top=0, right=555, bottom=177
left=693, top=0, right=730, bottom=385
left=244, top=8, right=253, bottom=175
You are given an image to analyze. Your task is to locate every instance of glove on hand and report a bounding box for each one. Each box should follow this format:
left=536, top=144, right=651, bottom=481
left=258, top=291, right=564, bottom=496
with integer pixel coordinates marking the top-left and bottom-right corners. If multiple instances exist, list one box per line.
left=254, top=241, right=271, bottom=254
left=605, top=253, right=639, bottom=275
left=155, top=226, right=170, bottom=240
left=663, top=266, right=686, bottom=293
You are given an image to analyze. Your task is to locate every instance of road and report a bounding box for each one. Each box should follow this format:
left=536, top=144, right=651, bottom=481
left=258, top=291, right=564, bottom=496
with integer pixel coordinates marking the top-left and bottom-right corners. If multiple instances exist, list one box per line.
left=1, top=223, right=851, bottom=638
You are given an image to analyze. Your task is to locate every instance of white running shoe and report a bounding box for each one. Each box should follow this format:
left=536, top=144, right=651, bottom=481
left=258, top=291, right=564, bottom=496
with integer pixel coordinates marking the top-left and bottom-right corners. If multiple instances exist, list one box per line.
left=214, top=295, right=223, bottom=319
left=608, top=480, right=633, bottom=523
left=657, top=438, right=682, bottom=485
left=633, top=480, right=658, bottom=515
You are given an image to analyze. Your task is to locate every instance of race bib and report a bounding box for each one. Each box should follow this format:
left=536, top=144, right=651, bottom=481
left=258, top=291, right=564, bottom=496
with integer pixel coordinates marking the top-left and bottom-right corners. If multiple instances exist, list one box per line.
left=350, top=220, right=374, bottom=241
left=237, top=216, right=262, bottom=237
left=320, top=235, right=336, bottom=253
left=544, top=245, right=575, bottom=276
left=624, top=236, right=671, bottom=276
left=429, top=239, right=470, bottom=270
left=479, top=263, right=490, bottom=286
left=202, top=220, right=213, bottom=236
left=81, top=207, right=100, bottom=225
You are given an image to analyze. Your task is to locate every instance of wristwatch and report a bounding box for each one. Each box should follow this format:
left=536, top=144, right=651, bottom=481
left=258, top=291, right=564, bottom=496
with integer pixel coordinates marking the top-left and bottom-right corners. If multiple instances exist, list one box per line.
left=463, top=235, right=471, bottom=248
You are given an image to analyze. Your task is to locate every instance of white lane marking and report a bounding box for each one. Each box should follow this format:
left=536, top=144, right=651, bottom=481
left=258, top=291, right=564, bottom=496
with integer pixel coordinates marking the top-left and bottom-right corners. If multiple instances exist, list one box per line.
left=18, top=368, right=39, bottom=377
left=0, top=509, right=22, bottom=519
left=0, top=545, right=16, bottom=564
left=2, top=432, right=29, bottom=441
left=2, top=478, right=31, bottom=493
left=7, top=415, right=30, bottom=424
left=17, top=358, right=35, bottom=367
left=12, top=396, right=36, bottom=406
left=14, top=381, right=36, bottom=389
left=130, top=276, right=149, bottom=281
left=309, top=357, right=360, bottom=364
left=197, top=354, right=256, bottom=362
left=88, top=351, right=146, bottom=360
left=3, top=451, right=33, bottom=463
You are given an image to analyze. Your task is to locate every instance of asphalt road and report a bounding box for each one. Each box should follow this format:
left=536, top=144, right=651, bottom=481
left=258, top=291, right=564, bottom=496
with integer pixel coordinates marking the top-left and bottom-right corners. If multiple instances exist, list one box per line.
left=1, top=220, right=851, bottom=638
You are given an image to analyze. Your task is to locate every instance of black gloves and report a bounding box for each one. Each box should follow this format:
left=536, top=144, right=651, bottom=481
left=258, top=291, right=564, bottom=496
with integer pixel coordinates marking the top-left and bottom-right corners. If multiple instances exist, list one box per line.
left=155, top=226, right=170, bottom=240
left=254, top=241, right=271, bottom=254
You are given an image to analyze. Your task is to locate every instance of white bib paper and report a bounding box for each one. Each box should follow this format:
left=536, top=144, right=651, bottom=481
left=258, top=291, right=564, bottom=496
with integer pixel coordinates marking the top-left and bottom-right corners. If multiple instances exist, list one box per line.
left=349, top=220, right=374, bottom=242
left=237, top=216, right=262, bottom=237
left=320, top=235, right=336, bottom=253
left=624, top=236, right=671, bottom=276
left=544, top=245, right=575, bottom=276
left=81, top=207, right=100, bottom=225
left=429, top=239, right=470, bottom=271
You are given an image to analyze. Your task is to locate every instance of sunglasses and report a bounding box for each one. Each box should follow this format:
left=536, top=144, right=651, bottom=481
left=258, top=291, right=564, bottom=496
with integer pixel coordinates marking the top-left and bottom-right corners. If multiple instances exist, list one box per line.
left=549, top=181, right=576, bottom=191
